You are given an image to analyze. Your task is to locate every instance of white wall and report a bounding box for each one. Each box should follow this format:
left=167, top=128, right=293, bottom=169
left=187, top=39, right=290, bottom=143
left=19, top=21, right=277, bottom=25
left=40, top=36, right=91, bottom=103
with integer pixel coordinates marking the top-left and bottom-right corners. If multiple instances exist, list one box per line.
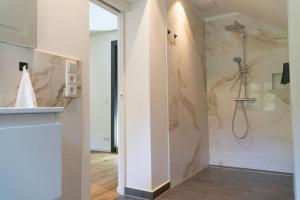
left=125, top=0, right=169, bottom=192
left=125, top=0, right=152, bottom=191
left=289, top=0, right=300, bottom=198
left=90, top=31, right=117, bottom=152
left=149, top=0, right=170, bottom=189
left=38, top=0, right=89, bottom=200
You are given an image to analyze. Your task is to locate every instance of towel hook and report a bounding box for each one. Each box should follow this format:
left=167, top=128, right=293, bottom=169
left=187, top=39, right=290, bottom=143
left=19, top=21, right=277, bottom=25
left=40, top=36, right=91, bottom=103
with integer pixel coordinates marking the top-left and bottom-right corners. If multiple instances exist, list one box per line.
left=19, top=62, right=29, bottom=71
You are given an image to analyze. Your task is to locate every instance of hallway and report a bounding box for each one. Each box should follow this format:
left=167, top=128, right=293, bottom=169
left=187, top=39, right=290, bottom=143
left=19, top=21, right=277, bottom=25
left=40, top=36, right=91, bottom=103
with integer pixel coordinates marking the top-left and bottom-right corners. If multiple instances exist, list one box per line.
left=116, top=167, right=293, bottom=200
left=91, top=152, right=118, bottom=200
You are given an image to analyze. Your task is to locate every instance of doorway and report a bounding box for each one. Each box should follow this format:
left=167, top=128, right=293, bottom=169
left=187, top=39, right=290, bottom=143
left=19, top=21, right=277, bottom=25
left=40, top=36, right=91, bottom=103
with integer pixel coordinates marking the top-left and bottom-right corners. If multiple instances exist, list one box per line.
left=111, top=40, right=118, bottom=153
left=89, top=1, right=123, bottom=199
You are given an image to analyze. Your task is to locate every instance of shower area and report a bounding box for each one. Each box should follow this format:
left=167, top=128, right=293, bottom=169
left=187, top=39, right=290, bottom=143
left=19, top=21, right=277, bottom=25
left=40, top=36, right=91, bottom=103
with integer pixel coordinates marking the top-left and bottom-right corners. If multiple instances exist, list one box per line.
left=167, top=0, right=293, bottom=193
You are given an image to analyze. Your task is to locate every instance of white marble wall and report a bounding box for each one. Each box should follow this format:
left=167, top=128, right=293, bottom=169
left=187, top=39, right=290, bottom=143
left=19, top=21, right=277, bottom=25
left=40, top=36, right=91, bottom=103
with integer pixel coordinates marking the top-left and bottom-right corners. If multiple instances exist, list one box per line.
left=0, top=42, right=80, bottom=107
left=206, top=14, right=293, bottom=172
left=167, top=0, right=209, bottom=187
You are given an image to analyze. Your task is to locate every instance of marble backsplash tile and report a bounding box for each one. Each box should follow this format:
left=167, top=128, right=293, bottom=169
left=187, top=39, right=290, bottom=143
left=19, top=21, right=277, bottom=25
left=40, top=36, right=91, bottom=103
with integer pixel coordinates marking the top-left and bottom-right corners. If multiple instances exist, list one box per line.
left=0, top=42, right=80, bottom=107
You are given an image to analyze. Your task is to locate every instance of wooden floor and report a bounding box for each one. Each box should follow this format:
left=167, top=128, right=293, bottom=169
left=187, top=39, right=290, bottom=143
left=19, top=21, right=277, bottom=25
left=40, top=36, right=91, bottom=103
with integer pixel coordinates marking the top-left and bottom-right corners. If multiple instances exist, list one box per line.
left=91, top=152, right=118, bottom=200
left=116, top=166, right=294, bottom=200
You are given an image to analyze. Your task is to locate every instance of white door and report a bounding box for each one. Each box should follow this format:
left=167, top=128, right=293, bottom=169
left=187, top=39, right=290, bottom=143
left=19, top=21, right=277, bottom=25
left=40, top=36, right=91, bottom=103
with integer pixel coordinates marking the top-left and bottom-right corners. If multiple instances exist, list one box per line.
left=0, top=0, right=37, bottom=48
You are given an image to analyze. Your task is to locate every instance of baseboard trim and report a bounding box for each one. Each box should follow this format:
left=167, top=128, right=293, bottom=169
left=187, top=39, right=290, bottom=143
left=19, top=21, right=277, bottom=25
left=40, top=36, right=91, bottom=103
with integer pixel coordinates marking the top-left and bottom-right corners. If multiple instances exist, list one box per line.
left=125, top=182, right=170, bottom=199
left=153, top=182, right=171, bottom=199
left=209, top=165, right=293, bottom=176
left=90, top=147, right=111, bottom=152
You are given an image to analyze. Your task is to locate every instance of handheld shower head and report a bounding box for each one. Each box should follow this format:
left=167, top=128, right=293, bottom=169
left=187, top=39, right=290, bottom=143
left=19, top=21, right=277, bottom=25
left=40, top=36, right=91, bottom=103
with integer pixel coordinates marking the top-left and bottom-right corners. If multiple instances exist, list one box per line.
left=233, top=57, right=242, bottom=65
left=233, top=57, right=242, bottom=70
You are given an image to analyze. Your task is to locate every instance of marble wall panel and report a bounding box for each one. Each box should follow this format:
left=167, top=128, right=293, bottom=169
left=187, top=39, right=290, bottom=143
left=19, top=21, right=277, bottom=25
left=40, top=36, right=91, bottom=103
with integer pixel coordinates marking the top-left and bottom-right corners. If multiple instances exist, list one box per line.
left=167, top=0, right=209, bottom=187
left=206, top=14, right=293, bottom=172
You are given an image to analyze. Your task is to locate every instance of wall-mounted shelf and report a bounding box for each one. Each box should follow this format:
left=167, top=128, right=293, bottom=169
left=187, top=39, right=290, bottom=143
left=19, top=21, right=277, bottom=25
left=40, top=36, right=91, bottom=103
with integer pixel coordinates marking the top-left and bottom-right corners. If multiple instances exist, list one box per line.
left=235, top=98, right=257, bottom=102
left=0, top=107, right=64, bottom=115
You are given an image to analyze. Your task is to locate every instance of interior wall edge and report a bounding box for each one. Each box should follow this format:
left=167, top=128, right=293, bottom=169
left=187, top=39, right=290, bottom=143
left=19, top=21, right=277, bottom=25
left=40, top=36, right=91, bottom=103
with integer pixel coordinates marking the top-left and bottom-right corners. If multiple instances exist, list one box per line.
left=288, top=0, right=300, bottom=198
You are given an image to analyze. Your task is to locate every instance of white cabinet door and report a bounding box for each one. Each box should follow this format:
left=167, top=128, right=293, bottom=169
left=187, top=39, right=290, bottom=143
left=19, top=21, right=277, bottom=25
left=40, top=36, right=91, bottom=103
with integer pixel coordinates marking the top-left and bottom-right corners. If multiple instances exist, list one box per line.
left=0, top=0, right=37, bottom=48
left=0, top=123, right=62, bottom=200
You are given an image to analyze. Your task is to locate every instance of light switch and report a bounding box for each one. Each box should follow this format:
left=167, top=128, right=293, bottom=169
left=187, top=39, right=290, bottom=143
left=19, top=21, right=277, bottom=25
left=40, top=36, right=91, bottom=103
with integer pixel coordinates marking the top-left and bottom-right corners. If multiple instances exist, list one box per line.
left=65, top=60, right=78, bottom=97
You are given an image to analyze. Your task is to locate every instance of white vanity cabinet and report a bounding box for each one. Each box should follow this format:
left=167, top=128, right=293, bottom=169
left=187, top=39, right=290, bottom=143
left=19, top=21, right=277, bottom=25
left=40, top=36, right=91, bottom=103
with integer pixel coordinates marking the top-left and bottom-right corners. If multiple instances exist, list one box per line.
left=0, top=107, right=63, bottom=200
left=0, top=0, right=37, bottom=47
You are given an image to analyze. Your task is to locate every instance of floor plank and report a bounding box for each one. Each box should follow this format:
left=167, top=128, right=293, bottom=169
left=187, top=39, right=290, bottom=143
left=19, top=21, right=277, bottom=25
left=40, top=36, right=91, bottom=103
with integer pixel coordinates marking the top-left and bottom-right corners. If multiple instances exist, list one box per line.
left=91, top=152, right=119, bottom=200
left=117, top=166, right=294, bottom=200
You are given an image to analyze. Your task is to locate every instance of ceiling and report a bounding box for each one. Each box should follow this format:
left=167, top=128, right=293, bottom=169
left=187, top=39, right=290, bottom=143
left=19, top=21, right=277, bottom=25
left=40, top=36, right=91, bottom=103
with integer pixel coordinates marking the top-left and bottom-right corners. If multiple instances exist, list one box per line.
left=189, top=0, right=288, bottom=30
left=121, top=0, right=287, bottom=30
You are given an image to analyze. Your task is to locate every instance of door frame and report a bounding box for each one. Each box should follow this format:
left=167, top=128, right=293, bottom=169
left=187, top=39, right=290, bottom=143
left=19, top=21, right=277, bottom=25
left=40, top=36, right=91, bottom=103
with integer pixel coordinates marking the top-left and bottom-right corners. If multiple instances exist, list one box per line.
left=111, top=40, right=118, bottom=153
left=82, top=0, right=126, bottom=199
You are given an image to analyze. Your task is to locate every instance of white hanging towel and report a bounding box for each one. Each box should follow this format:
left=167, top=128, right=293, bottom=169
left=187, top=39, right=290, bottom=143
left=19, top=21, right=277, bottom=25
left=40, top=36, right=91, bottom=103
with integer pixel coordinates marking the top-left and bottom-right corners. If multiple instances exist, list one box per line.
left=15, top=67, right=38, bottom=108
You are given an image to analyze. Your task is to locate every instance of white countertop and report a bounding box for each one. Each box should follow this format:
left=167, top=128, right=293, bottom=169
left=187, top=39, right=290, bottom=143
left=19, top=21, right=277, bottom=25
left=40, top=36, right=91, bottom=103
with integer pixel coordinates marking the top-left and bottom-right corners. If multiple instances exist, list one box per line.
left=0, top=107, right=64, bottom=114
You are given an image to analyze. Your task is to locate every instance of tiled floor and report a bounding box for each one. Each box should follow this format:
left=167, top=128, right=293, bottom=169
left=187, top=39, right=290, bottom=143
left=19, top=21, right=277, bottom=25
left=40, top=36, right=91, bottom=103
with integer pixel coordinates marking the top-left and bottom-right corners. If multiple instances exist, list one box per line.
left=115, top=166, right=294, bottom=200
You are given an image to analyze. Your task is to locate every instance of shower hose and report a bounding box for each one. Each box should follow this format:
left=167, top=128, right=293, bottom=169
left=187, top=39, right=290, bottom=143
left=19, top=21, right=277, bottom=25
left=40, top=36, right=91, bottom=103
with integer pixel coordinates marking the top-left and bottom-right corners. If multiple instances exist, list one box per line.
left=231, top=74, right=250, bottom=140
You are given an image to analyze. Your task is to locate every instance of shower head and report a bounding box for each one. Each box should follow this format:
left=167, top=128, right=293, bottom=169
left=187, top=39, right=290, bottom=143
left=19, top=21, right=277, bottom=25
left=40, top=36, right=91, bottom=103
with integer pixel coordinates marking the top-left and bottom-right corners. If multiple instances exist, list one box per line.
left=225, top=21, right=245, bottom=33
